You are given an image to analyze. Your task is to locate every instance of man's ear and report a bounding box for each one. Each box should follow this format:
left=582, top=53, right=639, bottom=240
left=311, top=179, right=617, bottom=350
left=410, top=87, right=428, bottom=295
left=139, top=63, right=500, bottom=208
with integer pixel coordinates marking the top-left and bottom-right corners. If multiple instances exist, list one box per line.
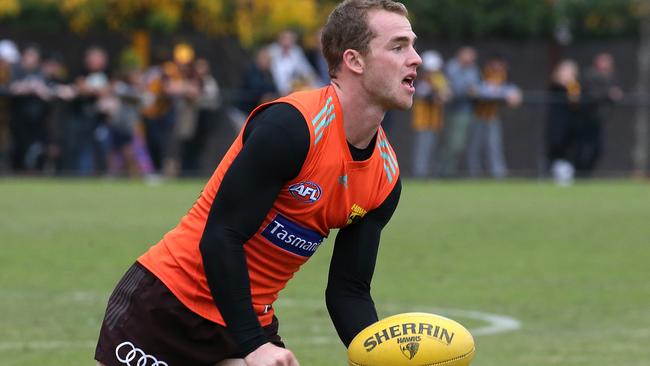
left=342, top=49, right=364, bottom=75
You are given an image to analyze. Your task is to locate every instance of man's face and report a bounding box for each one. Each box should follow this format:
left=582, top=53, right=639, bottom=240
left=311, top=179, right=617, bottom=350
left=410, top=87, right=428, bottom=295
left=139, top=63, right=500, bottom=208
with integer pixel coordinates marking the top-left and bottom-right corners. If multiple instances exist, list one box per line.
left=361, top=10, right=421, bottom=110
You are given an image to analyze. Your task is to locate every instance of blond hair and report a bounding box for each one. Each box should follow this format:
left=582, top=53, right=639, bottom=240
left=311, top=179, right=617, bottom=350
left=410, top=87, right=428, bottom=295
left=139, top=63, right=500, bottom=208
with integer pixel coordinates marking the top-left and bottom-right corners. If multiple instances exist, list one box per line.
left=321, top=0, right=408, bottom=78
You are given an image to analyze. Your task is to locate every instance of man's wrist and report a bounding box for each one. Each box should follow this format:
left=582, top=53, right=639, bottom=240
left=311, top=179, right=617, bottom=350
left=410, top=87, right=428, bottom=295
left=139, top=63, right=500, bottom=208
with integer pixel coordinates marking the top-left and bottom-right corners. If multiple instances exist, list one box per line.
left=237, top=331, right=269, bottom=357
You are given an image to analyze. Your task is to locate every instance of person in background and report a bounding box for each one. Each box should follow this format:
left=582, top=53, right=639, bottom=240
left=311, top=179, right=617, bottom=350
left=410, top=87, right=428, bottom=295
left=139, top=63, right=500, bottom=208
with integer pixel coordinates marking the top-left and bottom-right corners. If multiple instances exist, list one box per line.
left=8, top=45, right=50, bottom=172
left=41, top=53, right=75, bottom=175
left=162, top=43, right=200, bottom=178
left=63, top=46, right=111, bottom=175
left=229, top=46, right=279, bottom=131
left=101, top=65, right=143, bottom=178
left=268, top=29, right=319, bottom=95
left=439, top=46, right=480, bottom=178
left=466, top=57, right=522, bottom=178
left=181, top=57, right=221, bottom=176
left=410, top=50, right=450, bottom=178
left=546, top=59, right=581, bottom=185
left=238, top=46, right=278, bottom=115
left=141, top=53, right=175, bottom=175
left=577, top=52, right=624, bottom=177
left=306, top=28, right=331, bottom=87
left=0, top=39, right=20, bottom=174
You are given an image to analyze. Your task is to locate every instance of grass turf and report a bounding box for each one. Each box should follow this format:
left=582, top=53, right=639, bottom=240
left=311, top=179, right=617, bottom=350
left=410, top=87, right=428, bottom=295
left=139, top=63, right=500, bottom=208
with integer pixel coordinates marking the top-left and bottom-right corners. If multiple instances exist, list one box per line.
left=0, top=178, right=648, bottom=365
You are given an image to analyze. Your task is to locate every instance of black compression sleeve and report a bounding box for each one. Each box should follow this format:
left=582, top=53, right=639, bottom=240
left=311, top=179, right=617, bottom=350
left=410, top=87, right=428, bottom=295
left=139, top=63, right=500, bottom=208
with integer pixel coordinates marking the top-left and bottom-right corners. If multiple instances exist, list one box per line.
left=325, top=178, right=402, bottom=347
left=199, top=103, right=309, bottom=356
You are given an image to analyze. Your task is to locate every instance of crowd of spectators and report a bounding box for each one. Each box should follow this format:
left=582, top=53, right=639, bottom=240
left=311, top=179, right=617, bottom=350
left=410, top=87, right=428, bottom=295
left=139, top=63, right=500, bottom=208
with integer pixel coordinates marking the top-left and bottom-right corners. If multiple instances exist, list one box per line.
left=0, top=33, right=623, bottom=181
left=0, top=40, right=222, bottom=178
left=0, top=29, right=330, bottom=179
left=410, top=46, right=622, bottom=183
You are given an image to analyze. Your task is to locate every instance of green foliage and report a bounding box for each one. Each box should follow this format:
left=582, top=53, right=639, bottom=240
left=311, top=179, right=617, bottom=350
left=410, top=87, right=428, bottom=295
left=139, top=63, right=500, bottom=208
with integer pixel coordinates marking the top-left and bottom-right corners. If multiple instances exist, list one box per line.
left=403, top=0, right=638, bottom=40
left=559, top=0, right=639, bottom=38
left=404, top=0, right=554, bottom=40
left=0, top=0, right=65, bottom=30
left=1, top=0, right=643, bottom=40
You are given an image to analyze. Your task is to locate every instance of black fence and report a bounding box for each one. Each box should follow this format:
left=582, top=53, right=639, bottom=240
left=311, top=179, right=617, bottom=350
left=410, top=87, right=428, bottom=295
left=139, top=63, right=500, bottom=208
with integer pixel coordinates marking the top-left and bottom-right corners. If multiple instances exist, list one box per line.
left=1, top=27, right=648, bottom=177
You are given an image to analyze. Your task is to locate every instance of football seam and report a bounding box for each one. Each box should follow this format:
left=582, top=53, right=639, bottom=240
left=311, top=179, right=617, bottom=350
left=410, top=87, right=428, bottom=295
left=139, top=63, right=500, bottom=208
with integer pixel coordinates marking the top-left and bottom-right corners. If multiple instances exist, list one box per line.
left=423, top=346, right=476, bottom=366
left=348, top=346, right=476, bottom=366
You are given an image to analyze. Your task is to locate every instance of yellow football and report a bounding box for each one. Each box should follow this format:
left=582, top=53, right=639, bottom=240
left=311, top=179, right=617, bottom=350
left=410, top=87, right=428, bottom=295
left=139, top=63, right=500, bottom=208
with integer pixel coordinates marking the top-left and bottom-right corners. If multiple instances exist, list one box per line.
left=348, top=312, right=475, bottom=366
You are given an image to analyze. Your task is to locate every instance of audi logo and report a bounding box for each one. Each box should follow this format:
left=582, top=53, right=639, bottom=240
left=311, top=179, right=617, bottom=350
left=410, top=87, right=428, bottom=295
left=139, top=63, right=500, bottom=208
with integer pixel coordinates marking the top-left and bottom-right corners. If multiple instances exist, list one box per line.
left=115, top=341, right=169, bottom=366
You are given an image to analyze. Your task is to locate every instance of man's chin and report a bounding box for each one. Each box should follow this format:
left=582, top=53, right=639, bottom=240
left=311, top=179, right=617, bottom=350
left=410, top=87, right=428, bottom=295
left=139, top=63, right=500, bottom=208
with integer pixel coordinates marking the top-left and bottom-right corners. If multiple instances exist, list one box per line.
left=382, top=97, right=413, bottom=111
left=394, top=99, right=414, bottom=111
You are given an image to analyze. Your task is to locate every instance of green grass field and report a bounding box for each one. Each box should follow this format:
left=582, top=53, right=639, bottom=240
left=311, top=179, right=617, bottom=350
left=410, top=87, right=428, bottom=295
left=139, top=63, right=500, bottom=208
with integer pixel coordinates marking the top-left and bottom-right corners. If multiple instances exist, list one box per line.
left=1, top=178, right=649, bottom=365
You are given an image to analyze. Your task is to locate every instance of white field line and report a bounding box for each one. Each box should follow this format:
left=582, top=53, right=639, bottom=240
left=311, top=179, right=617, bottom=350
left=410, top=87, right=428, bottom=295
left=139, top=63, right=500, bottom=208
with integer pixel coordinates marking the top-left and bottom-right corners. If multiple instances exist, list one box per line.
left=0, top=297, right=521, bottom=351
left=279, top=298, right=523, bottom=337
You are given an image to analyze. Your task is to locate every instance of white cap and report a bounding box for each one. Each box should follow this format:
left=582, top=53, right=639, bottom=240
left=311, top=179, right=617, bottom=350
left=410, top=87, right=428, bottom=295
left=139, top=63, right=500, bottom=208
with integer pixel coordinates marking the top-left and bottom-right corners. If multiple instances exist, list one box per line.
left=421, top=50, right=443, bottom=72
left=0, top=39, right=20, bottom=63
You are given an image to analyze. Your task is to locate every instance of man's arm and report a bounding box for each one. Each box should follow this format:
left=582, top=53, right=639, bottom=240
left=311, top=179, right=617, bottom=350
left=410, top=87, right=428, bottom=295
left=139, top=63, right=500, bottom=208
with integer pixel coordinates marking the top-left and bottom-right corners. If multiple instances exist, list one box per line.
left=325, top=178, right=402, bottom=346
left=198, top=103, right=309, bottom=356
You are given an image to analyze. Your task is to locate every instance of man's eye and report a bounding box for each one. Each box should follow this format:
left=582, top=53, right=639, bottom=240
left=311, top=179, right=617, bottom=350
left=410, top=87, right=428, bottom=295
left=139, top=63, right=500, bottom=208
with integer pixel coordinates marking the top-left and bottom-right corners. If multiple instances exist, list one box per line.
left=393, top=46, right=403, bottom=51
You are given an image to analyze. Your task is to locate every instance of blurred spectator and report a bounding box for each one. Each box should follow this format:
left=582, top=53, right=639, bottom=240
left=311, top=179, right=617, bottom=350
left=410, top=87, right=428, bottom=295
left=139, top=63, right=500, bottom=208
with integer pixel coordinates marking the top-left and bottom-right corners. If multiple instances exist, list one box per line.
left=467, top=57, right=522, bottom=178
left=439, top=46, right=480, bottom=177
left=8, top=45, right=51, bottom=172
left=103, top=66, right=144, bottom=177
left=546, top=59, right=581, bottom=185
left=182, top=57, right=221, bottom=176
left=306, top=28, right=330, bottom=87
left=0, top=40, right=19, bottom=173
left=410, top=50, right=450, bottom=178
left=141, top=56, right=175, bottom=174
left=268, top=30, right=318, bottom=95
left=63, top=46, right=111, bottom=175
left=577, top=52, right=624, bottom=177
left=237, top=46, right=278, bottom=115
left=41, top=53, right=75, bottom=174
left=162, top=43, right=200, bottom=177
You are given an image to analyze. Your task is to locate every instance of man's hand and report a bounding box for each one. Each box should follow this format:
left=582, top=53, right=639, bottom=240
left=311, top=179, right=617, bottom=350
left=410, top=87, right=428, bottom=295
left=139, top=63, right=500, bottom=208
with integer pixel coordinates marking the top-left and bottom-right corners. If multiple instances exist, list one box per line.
left=244, top=343, right=299, bottom=366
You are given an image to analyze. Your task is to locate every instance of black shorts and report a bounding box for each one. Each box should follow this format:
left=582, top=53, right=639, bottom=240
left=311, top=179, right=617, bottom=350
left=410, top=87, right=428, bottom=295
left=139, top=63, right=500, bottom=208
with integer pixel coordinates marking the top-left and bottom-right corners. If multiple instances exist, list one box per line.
left=95, top=262, right=284, bottom=366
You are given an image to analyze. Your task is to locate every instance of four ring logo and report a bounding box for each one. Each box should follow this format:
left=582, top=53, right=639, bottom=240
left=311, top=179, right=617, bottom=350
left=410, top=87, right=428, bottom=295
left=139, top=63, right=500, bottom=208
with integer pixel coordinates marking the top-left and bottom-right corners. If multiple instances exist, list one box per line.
left=288, top=181, right=322, bottom=203
left=115, top=341, right=168, bottom=366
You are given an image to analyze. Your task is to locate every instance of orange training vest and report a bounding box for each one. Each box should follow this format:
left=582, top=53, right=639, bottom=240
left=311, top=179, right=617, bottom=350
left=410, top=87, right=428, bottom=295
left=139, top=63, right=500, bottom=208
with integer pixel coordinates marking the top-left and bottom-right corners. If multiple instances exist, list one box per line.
left=138, top=85, right=400, bottom=327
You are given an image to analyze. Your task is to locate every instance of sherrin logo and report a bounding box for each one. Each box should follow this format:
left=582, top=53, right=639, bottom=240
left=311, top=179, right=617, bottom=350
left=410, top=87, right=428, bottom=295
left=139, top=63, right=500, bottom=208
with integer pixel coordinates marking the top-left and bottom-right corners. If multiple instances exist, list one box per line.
left=363, top=322, right=455, bottom=353
left=288, top=181, right=322, bottom=203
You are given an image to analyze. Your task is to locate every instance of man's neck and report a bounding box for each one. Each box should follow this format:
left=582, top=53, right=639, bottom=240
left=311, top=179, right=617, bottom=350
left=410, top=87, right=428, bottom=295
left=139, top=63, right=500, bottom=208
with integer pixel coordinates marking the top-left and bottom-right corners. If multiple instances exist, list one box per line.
left=332, top=79, right=385, bottom=149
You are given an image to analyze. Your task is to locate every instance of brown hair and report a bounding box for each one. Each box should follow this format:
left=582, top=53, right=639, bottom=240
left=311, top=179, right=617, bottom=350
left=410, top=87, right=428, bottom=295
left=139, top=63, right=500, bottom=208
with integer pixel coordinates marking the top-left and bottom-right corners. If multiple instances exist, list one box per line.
left=321, top=0, right=408, bottom=78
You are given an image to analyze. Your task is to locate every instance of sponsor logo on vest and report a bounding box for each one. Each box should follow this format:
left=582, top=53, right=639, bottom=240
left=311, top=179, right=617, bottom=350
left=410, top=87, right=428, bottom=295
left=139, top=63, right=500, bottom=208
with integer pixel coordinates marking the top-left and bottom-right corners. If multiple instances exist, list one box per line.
left=262, top=214, right=324, bottom=257
left=363, top=323, right=455, bottom=353
left=288, top=181, right=322, bottom=203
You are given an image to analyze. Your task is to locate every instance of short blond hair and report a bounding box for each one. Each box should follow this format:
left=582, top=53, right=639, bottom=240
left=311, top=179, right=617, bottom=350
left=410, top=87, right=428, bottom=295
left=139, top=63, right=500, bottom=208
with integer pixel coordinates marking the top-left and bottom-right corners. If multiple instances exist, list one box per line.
left=321, top=0, right=408, bottom=78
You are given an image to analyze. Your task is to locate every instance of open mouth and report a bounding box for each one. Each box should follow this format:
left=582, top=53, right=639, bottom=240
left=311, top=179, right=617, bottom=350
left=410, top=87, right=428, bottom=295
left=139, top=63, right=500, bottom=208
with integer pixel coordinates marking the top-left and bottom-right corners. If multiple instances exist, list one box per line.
left=402, top=76, right=415, bottom=89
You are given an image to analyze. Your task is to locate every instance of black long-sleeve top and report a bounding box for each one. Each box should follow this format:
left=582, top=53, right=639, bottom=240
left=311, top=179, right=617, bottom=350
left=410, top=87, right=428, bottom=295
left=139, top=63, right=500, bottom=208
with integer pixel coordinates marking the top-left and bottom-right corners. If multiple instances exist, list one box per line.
left=198, top=103, right=401, bottom=356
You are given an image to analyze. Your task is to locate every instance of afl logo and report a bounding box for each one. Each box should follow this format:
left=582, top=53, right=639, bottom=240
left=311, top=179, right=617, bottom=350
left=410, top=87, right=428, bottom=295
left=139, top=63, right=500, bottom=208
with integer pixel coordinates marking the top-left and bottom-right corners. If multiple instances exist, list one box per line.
left=288, top=181, right=322, bottom=203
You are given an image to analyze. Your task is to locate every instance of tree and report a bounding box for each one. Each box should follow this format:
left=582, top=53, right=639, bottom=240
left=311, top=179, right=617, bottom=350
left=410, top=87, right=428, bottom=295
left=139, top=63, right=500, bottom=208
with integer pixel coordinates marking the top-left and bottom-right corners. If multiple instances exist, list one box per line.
left=402, top=0, right=639, bottom=41
left=0, top=0, right=337, bottom=45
